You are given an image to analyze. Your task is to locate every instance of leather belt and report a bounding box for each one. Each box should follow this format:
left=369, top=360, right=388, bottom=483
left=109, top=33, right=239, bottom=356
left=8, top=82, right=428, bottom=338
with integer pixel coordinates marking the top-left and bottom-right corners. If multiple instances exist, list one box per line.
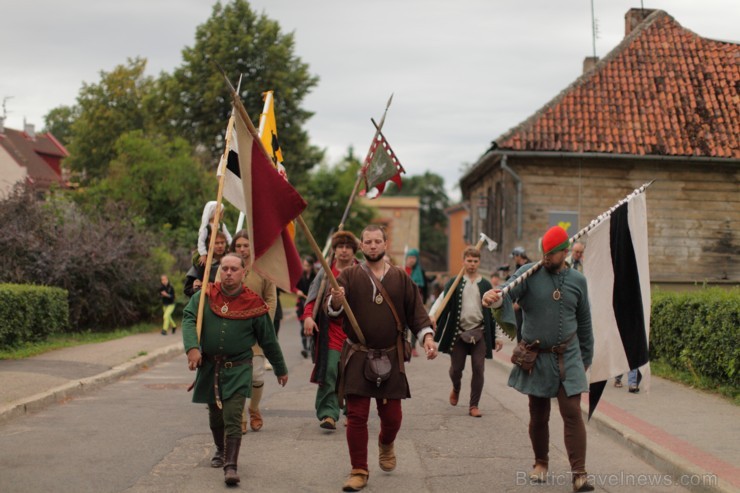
left=204, top=354, right=253, bottom=409
left=537, top=332, right=576, bottom=381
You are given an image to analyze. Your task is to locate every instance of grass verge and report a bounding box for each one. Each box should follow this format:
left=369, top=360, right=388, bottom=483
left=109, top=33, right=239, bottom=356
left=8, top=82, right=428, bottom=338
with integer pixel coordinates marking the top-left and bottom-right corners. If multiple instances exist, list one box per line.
left=651, top=359, right=739, bottom=406
left=0, top=322, right=163, bottom=360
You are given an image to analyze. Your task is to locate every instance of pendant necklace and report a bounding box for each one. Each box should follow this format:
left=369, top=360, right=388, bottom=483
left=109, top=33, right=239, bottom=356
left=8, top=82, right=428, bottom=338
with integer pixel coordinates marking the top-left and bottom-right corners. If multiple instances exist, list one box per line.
left=221, top=300, right=230, bottom=313
left=372, top=264, right=388, bottom=304
left=550, top=270, right=565, bottom=301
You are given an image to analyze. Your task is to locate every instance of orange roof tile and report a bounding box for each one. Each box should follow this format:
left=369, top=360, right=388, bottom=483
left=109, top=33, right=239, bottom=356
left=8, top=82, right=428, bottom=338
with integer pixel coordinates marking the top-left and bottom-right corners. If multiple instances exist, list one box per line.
left=495, top=10, right=740, bottom=158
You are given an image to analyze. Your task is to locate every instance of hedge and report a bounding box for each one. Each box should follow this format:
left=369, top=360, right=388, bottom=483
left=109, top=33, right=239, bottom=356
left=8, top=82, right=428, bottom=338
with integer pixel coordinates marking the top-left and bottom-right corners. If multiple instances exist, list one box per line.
left=0, top=284, right=69, bottom=348
left=650, top=287, right=739, bottom=388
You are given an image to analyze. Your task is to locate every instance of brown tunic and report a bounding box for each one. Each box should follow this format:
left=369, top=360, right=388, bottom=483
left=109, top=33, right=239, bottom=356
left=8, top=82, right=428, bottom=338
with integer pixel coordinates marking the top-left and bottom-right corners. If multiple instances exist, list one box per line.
left=332, top=264, right=431, bottom=399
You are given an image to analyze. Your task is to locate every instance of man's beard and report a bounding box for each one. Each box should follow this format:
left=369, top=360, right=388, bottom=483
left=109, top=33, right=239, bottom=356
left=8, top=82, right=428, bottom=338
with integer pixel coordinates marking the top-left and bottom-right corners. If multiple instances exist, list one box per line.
left=363, top=251, right=385, bottom=263
left=544, top=259, right=564, bottom=273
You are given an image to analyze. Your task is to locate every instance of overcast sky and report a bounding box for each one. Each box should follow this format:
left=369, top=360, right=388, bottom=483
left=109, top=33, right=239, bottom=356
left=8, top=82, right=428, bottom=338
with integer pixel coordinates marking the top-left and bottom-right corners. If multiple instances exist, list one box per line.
left=2, top=0, right=738, bottom=200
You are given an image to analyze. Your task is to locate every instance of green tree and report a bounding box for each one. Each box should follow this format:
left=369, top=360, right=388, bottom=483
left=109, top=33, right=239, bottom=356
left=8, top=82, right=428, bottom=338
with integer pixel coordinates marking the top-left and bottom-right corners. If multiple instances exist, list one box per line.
left=385, top=171, right=450, bottom=265
left=298, top=150, right=375, bottom=256
left=77, top=130, right=212, bottom=245
left=43, top=105, right=79, bottom=146
left=152, top=0, right=322, bottom=185
left=63, top=58, right=155, bottom=181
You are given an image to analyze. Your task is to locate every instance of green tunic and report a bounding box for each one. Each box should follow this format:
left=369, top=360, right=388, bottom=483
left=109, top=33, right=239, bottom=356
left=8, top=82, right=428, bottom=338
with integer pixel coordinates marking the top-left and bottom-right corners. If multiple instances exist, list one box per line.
left=182, top=293, right=287, bottom=404
left=435, top=276, right=495, bottom=358
left=495, top=263, right=593, bottom=398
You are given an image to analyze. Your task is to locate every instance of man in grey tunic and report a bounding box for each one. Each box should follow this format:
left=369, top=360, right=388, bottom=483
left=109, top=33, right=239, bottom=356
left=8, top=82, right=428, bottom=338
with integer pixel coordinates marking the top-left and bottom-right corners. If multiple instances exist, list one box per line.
left=483, top=225, right=594, bottom=492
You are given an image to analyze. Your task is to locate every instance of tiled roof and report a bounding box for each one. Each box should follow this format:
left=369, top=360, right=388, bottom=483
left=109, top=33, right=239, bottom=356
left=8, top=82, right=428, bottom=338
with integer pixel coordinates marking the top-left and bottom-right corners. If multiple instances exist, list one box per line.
left=0, top=128, right=65, bottom=187
left=495, top=10, right=740, bottom=158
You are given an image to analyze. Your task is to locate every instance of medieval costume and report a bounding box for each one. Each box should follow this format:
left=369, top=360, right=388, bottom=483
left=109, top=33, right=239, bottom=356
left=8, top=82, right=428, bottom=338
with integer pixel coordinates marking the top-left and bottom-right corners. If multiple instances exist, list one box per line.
left=329, top=263, right=432, bottom=484
left=303, top=259, right=356, bottom=428
left=182, top=282, right=286, bottom=484
left=434, top=274, right=496, bottom=414
left=493, top=226, right=594, bottom=492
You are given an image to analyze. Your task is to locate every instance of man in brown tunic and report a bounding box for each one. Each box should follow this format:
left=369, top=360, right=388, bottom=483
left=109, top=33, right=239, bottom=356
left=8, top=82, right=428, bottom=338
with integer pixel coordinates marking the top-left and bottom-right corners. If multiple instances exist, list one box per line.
left=329, top=224, right=438, bottom=491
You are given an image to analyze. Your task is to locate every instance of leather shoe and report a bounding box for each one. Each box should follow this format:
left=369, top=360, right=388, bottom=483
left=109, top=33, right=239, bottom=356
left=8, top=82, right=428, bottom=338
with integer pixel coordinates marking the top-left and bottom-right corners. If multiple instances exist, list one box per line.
left=320, top=417, right=336, bottom=430
left=378, top=439, right=396, bottom=471
left=573, top=472, right=594, bottom=491
left=342, top=469, right=369, bottom=491
left=449, top=388, right=459, bottom=406
left=248, top=408, right=263, bottom=431
left=530, top=461, right=548, bottom=482
left=469, top=406, right=482, bottom=417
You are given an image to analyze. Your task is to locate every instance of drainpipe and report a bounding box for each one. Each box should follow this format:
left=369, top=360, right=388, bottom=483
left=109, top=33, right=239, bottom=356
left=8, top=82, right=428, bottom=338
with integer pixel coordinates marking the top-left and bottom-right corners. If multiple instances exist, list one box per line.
left=500, top=154, right=523, bottom=239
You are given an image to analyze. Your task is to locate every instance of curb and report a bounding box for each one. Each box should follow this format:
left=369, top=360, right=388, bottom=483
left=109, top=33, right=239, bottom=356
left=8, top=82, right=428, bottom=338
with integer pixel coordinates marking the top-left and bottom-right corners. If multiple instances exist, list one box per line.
left=490, top=353, right=733, bottom=493
left=0, top=342, right=183, bottom=426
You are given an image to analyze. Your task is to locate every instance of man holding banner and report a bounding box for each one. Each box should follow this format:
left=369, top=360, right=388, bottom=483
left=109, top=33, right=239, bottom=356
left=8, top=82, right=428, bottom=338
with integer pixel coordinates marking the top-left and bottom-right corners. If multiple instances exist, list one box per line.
left=483, top=225, right=594, bottom=492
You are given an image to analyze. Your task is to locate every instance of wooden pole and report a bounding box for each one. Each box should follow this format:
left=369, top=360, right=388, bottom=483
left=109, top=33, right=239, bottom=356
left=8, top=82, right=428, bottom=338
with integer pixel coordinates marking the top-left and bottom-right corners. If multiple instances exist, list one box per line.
left=337, top=93, right=393, bottom=231
left=295, top=215, right=365, bottom=345
left=195, top=113, right=236, bottom=343
left=430, top=236, right=487, bottom=323
left=498, top=180, right=656, bottom=297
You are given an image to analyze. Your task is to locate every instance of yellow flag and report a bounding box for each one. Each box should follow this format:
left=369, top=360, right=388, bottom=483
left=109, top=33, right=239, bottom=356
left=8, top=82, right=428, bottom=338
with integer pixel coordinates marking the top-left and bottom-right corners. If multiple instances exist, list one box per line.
left=258, top=90, right=295, bottom=238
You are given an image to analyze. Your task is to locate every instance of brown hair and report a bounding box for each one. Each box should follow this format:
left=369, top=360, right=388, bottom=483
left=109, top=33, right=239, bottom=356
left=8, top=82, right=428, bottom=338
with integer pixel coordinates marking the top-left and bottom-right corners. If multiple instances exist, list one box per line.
left=230, top=229, right=249, bottom=252
left=361, top=224, right=387, bottom=242
left=463, top=246, right=480, bottom=259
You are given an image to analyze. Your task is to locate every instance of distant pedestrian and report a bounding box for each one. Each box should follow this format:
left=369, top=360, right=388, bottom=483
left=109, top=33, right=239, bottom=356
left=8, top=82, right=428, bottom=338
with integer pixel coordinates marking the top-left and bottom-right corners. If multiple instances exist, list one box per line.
left=484, top=226, right=594, bottom=492
left=182, top=253, right=287, bottom=486
left=159, top=275, right=176, bottom=335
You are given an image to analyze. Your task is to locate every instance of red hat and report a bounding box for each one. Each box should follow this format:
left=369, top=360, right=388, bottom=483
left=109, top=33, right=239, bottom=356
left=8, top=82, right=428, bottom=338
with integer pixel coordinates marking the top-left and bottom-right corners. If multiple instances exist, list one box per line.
left=542, top=226, right=570, bottom=254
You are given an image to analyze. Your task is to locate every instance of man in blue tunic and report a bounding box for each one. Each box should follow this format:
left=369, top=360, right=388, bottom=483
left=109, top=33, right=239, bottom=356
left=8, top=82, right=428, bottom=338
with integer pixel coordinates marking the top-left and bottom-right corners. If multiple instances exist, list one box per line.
left=483, top=226, right=594, bottom=492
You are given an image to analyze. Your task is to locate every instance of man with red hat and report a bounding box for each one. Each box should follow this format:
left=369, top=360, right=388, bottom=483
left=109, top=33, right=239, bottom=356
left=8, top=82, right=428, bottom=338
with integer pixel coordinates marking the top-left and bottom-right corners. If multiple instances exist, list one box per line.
left=483, top=226, right=594, bottom=492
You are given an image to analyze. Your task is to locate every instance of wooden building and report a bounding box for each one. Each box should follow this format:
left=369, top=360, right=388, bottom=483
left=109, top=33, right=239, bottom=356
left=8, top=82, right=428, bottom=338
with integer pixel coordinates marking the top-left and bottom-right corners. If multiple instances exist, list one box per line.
left=460, top=9, right=739, bottom=286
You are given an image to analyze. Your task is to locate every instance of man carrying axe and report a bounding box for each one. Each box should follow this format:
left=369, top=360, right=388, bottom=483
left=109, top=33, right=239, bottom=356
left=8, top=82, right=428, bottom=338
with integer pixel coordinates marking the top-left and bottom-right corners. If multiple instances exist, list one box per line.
left=434, top=246, right=503, bottom=418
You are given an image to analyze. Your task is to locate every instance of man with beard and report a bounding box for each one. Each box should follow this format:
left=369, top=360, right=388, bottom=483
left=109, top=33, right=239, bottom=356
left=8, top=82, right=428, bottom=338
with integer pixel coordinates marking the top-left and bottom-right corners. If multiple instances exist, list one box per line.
left=328, top=224, right=438, bottom=491
left=302, top=231, right=359, bottom=430
left=182, top=253, right=288, bottom=486
left=483, top=226, right=594, bottom=492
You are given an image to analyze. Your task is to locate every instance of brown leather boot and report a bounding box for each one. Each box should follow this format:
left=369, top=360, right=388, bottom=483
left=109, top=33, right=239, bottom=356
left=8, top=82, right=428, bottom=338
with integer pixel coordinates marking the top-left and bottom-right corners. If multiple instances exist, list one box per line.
left=210, top=427, right=224, bottom=468
left=378, top=439, right=396, bottom=472
left=223, top=436, right=241, bottom=485
left=342, top=469, right=369, bottom=491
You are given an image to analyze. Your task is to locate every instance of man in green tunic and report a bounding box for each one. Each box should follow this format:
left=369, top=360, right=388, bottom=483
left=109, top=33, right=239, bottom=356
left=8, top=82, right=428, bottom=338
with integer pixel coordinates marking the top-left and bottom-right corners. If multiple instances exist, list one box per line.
left=483, top=226, right=594, bottom=492
left=183, top=253, right=288, bottom=486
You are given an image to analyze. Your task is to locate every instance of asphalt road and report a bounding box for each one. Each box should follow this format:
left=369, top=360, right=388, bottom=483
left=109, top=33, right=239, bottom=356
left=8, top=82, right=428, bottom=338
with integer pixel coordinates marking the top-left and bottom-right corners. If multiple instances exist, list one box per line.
left=0, top=323, right=692, bottom=493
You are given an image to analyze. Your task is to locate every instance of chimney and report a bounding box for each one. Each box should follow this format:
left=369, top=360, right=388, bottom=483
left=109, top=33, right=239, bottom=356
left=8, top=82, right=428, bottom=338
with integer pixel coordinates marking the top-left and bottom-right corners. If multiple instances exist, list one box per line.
left=24, top=121, right=36, bottom=140
left=583, top=56, right=599, bottom=74
left=625, top=8, right=655, bottom=36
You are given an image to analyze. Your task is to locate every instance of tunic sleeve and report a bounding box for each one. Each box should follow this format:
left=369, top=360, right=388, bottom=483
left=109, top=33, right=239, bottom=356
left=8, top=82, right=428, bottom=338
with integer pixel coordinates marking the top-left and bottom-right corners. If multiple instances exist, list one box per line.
left=182, top=295, right=200, bottom=354
left=255, top=315, right=288, bottom=376
left=576, top=278, right=594, bottom=367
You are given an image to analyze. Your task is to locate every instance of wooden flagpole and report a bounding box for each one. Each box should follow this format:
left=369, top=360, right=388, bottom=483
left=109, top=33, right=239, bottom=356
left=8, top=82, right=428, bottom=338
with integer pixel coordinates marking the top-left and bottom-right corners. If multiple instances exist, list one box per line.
left=495, top=181, right=655, bottom=298
left=337, top=93, right=393, bottom=231
left=218, top=69, right=366, bottom=345
left=195, top=114, right=236, bottom=343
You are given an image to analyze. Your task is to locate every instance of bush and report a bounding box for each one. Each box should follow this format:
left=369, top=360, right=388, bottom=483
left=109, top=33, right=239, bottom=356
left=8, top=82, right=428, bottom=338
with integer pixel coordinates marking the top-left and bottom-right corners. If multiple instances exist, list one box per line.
left=0, top=284, right=69, bottom=347
left=0, top=185, right=165, bottom=329
left=651, top=287, right=739, bottom=388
